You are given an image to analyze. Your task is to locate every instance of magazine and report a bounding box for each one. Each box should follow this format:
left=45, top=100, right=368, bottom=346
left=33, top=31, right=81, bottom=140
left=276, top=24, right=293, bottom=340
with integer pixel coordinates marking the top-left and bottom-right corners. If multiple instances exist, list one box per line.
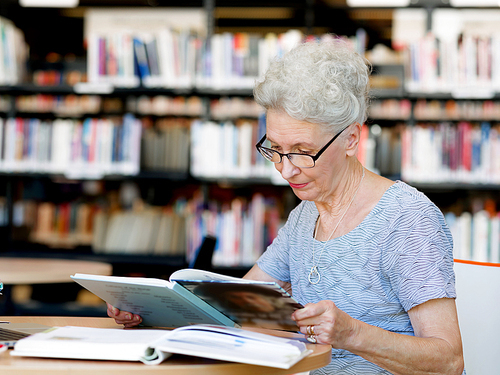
left=71, top=268, right=303, bottom=331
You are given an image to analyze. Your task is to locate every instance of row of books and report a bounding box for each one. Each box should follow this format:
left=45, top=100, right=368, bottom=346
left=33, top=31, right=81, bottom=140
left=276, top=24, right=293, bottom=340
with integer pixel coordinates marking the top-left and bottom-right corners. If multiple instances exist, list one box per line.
left=87, top=28, right=280, bottom=89
left=127, top=95, right=204, bottom=117
left=369, top=99, right=500, bottom=122
left=96, top=191, right=282, bottom=266
left=210, top=97, right=263, bottom=120
left=0, top=95, right=125, bottom=115
left=7, top=198, right=180, bottom=255
left=12, top=94, right=500, bottom=123
left=189, top=116, right=275, bottom=181
left=201, top=31, right=362, bottom=91
left=141, top=118, right=190, bottom=172
left=413, top=99, right=500, bottom=121
left=8, top=192, right=500, bottom=265
left=17, top=112, right=500, bottom=184
left=369, top=99, right=412, bottom=120
left=32, top=68, right=86, bottom=87
left=189, top=117, right=403, bottom=181
left=0, top=96, right=10, bottom=112
left=31, top=201, right=94, bottom=248
left=1, top=94, right=264, bottom=120
left=185, top=192, right=282, bottom=267
left=132, top=95, right=263, bottom=119
left=401, top=122, right=500, bottom=184
left=9, top=189, right=283, bottom=266
left=446, top=209, right=500, bottom=264
left=9, top=199, right=187, bottom=255
left=358, top=124, right=402, bottom=177
left=92, top=206, right=187, bottom=256
left=127, top=95, right=261, bottom=119
left=17, top=114, right=500, bottom=184
left=405, top=33, right=500, bottom=95
left=87, top=28, right=201, bottom=88
left=0, top=115, right=270, bottom=180
left=87, top=28, right=365, bottom=90
left=0, top=17, right=27, bottom=86
left=11, top=200, right=95, bottom=248
left=15, top=95, right=101, bottom=115
left=0, top=115, right=141, bottom=178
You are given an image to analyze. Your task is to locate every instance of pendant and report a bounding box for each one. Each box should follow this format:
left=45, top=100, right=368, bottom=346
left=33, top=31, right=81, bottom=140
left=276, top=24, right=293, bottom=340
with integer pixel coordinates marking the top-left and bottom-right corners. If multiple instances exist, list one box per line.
left=308, top=266, right=321, bottom=285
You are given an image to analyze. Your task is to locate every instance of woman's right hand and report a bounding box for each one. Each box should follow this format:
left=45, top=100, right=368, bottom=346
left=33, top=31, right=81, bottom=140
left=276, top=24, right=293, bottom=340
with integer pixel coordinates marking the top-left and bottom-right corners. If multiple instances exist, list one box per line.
left=107, top=303, right=143, bottom=328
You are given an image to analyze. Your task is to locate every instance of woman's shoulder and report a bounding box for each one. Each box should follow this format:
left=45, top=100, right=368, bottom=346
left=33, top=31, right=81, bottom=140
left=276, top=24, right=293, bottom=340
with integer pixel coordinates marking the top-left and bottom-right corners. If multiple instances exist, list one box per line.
left=365, top=180, right=453, bottom=254
left=374, top=180, right=445, bottom=224
left=382, top=180, right=434, bottom=206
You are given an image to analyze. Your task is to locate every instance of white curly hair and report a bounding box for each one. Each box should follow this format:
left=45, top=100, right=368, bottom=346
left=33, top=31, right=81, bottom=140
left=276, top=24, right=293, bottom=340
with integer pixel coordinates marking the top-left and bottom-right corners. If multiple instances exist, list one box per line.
left=253, top=37, right=371, bottom=133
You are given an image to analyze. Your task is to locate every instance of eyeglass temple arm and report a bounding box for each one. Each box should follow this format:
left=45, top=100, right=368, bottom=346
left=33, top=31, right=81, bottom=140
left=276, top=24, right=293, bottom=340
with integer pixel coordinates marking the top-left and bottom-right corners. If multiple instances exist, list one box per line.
left=256, top=134, right=267, bottom=149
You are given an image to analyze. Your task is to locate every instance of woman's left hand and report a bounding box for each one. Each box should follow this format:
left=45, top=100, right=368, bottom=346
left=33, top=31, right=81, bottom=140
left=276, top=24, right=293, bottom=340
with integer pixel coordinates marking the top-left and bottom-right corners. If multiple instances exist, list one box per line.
left=291, top=300, right=357, bottom=348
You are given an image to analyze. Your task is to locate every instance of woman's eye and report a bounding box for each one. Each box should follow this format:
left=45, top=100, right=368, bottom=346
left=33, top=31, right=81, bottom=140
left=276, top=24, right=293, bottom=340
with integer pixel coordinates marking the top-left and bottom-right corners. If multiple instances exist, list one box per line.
left=298, top=150, right=313, bottom=155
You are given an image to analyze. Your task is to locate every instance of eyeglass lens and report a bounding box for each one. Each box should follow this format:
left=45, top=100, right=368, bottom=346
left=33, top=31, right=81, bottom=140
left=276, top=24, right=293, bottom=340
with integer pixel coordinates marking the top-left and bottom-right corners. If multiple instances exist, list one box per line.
left=258, top=147, right=315, bottom=168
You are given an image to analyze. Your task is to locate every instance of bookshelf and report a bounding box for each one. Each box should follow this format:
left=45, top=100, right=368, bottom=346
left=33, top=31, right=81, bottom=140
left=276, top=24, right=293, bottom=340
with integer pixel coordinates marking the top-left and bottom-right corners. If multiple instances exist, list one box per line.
left=0, top=1, right=499, bottom=279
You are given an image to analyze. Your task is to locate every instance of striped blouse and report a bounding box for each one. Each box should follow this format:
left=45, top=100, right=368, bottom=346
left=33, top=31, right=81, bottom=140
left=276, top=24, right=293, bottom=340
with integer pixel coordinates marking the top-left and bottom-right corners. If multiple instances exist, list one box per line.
left=257, top=181, right=459, bottom=374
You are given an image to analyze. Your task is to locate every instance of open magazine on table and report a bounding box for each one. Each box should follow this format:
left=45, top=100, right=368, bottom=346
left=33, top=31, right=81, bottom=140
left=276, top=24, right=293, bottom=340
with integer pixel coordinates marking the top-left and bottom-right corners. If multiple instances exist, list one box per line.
left=71, top=268, right=303, bottom=331
left=10, top=324, right=312, bottom=369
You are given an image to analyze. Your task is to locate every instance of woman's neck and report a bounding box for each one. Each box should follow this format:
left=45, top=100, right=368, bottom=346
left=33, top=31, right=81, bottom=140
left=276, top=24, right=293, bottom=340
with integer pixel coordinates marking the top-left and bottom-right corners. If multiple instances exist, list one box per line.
left=314, top=161, right=365, bottom=239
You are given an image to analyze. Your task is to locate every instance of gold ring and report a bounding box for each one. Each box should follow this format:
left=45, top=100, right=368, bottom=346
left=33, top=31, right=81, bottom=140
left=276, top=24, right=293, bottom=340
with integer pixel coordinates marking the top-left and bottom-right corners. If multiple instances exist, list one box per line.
left=306, top=325, right=312, bottom=335
left=310, top=325, right=316, bottom=335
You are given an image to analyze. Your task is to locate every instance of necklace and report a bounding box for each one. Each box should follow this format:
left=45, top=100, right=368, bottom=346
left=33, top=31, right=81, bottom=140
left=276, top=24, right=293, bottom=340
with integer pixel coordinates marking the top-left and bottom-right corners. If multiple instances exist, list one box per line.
left=308, top=167, right=365, bottom=285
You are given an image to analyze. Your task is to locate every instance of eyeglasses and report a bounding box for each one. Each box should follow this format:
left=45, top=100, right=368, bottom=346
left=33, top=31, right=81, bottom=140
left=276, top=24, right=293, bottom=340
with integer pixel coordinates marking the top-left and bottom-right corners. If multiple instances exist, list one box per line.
left=255, top=126, right=348, bottom=168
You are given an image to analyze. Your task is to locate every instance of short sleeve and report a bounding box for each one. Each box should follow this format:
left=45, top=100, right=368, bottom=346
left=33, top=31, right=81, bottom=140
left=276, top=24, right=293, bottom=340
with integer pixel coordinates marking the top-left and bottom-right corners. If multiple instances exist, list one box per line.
left=383, top=202, right=456, bottom=312
left=256, top=202, right=307, bottom=282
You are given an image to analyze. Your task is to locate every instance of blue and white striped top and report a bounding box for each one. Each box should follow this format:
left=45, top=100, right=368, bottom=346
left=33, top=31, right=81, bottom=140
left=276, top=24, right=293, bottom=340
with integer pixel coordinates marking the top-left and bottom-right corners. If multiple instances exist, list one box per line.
left=257, top=181, right=457, bottom=374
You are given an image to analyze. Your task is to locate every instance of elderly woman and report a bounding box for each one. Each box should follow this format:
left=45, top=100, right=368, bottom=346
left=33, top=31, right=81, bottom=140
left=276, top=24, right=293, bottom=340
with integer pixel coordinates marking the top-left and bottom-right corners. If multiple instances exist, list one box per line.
left=108, top=39, right=464, bottom=374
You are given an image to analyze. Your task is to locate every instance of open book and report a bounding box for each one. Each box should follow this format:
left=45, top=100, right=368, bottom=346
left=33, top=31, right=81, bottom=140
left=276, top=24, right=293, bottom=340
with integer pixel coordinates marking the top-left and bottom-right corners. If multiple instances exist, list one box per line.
left=11, top=324, right=312, bottom=369
left=71, top=269, right=303, bottom=331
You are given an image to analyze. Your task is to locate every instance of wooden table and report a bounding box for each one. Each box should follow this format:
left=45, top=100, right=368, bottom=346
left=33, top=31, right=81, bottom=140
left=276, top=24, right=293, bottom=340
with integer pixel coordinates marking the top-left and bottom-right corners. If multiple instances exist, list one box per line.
left=0, top=257, right=112, bottom=315
left=0, top=316, right=332, bottom=375
left=0, top=257, right=112, bottom=285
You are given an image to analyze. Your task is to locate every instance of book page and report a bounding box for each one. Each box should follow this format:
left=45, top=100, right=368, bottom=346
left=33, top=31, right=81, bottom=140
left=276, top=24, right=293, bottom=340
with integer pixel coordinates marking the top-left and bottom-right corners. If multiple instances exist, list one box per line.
left=73, top=273, right=173, bottom=287
left=11, top=326, right=171, bottom=362
left=152, top=324, right=311, bottom=369
left=170, top=268, right=246, bottom=282
left=174, top=279, right=303, bottom=332
left=71, top=274, right=235, bottom=328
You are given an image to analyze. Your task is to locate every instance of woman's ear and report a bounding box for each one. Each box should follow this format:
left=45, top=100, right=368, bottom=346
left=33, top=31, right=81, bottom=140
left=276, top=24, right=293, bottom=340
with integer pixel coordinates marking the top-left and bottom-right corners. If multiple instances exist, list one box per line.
left=345, top=122, right=362, bottom=156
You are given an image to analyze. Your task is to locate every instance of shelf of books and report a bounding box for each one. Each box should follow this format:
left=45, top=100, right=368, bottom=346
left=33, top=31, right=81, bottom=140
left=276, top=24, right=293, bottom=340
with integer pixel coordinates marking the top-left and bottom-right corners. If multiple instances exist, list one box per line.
left=447, top=207, right=500, bottom=264
left=0, top=115, right=142, bottom=179
left=3, top=183, right=286, bottom=269
left=1, top=7, right=500, bottom=268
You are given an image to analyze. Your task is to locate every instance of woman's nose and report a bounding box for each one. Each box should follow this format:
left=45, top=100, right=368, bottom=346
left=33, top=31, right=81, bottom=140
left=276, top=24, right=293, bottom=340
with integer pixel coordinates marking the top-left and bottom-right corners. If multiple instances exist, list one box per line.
left=278, top=156, right=300, bottom=179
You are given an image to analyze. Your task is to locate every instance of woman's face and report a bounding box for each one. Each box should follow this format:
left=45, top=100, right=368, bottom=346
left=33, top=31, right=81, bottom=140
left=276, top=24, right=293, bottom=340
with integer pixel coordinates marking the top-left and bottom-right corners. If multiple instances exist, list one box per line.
left=265, top=110, right=346, bottom=203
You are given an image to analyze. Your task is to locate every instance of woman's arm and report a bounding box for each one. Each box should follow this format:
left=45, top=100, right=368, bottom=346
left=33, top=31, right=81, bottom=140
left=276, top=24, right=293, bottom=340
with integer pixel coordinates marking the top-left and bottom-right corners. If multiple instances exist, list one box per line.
left=292, top=297, right=464, bottom=375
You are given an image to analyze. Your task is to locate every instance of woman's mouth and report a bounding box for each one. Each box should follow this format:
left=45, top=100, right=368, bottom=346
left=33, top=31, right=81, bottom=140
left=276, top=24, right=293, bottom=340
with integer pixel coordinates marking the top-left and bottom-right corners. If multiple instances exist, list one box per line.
left=289, top=182, right=308, bottom=189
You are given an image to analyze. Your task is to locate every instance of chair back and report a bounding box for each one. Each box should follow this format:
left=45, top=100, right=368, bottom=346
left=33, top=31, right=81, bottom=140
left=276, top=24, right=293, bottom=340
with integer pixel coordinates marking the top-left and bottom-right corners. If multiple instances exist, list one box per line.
left=454, top=260, right=500, bottom=375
